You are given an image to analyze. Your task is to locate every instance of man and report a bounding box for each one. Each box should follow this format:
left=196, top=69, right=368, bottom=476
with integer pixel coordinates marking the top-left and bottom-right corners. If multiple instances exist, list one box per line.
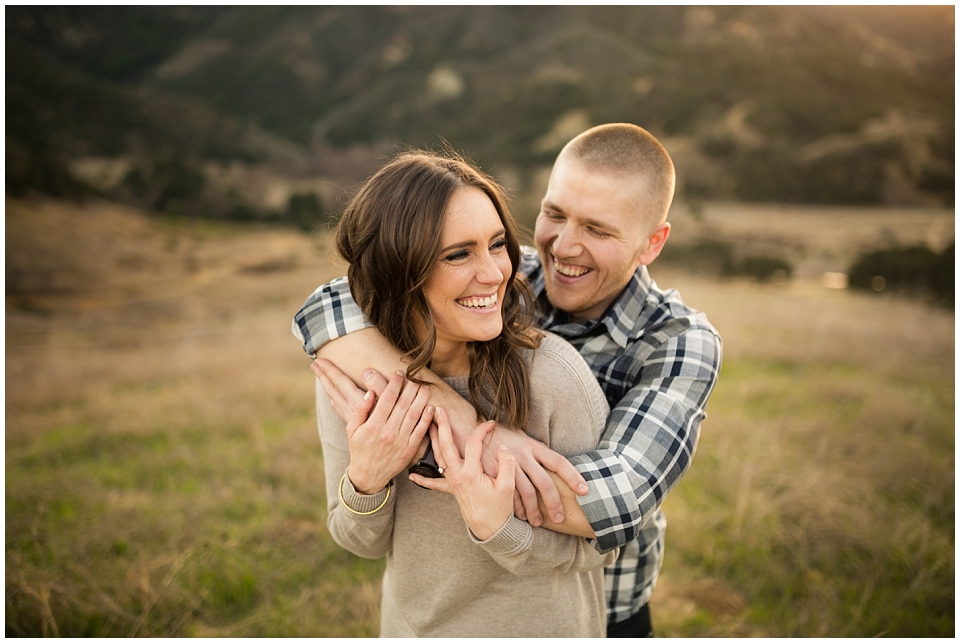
left=294, top=123, right=722, bottom=637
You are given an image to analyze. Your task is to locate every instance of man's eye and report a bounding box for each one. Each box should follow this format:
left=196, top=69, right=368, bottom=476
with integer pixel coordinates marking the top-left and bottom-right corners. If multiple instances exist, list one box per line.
left=589, top=228, right=610, bottom=238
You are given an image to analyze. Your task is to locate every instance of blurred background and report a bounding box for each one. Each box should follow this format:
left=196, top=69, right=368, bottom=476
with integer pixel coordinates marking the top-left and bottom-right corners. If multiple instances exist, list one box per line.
left=5, top=6, right=954, bottom=637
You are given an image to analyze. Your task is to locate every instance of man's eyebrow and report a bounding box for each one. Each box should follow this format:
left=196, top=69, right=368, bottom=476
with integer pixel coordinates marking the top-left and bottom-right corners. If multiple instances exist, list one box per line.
left=543, top=201, right=617, bottom=234
left=581, top=216, right=615, bottom=232
left=541, top=199, right=563, bottom=214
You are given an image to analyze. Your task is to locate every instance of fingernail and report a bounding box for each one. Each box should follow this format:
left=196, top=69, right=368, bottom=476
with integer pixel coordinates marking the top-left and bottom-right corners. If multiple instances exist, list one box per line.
left=426, top=405, right=434, bottom=414
left=578, top=483, right=589, bottom=494
left=554, top=513, right=564, bottom=523
left=396, top=370, right=404, bottom=376
left=363, top=390, right=372, bottom=400
left=531, top=518, right=542, bottom=527
left=362, top=369, right=374, bottom=381
left=499, top=444, right=508, bottom=451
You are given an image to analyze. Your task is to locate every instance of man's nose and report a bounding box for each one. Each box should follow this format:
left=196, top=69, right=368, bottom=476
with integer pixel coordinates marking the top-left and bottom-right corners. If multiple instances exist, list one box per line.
left=552, top=222, right=581, bottom=258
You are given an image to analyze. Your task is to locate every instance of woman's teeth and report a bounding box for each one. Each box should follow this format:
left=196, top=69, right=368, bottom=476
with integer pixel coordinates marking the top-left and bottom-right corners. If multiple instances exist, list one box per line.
left=457, top=294, right=497, bottom=308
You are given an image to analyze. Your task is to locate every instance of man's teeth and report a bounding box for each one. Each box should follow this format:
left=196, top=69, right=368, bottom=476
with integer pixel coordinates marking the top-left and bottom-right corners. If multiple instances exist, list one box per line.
left=555, top=259, right=589, bottom=277
left=457, top=294, right=498, bottom=308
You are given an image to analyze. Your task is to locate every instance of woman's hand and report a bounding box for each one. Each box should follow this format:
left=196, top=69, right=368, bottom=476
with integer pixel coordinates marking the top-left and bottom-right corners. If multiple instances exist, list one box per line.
left=423, top=407, right=516, bottom=541
left=345, top=370, right=434, bottom=495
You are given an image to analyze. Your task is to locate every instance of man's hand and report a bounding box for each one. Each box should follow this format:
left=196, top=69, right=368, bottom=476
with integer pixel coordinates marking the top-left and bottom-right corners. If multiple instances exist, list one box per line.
left=480, top=426, right=589, bottom=527
left=342, top=370, right=433, bottom=495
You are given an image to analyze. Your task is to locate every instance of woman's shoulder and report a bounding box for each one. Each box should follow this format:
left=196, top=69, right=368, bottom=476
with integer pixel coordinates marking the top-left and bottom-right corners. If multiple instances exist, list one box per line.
left=527, top=332, right=609, bottom=411
left=523, top=331, right=609, bottom=449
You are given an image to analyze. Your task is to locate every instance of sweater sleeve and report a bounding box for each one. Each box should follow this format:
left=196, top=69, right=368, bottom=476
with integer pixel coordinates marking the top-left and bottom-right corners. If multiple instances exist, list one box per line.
left=471, top=333, right=616, bottom=574
left=469, top=516, right=617, bottom=574
left=317, top=379, right=395, bottom=559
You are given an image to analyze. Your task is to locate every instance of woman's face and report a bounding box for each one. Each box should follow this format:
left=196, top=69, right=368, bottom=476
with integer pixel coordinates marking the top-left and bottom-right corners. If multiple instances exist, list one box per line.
left=422, top=186, right=512, bottom=372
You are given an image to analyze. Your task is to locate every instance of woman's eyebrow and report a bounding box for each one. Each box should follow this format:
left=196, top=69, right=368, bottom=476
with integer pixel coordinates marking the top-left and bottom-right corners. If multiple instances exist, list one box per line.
left=439, top=228, right=505, bottom=253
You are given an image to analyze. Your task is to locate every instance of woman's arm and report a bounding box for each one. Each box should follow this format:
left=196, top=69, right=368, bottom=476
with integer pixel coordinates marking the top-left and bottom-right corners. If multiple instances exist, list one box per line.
left=318, top=373, right=433, bottom=559
left=317, top=381, right=395, bottom=559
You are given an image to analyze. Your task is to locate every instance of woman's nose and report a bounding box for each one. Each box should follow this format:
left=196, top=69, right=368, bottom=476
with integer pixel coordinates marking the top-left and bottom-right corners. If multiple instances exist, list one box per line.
left=476, top=252, right=504, bottom=285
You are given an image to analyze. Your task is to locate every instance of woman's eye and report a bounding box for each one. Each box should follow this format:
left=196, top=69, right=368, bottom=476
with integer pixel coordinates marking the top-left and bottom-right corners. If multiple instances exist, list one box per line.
left=491, top=238, right=507, bottom=251
left=444, top=250, right=469, bottom=262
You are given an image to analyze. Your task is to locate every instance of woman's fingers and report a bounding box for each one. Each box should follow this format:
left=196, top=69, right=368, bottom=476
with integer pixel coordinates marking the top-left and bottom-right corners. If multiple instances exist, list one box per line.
left=346, top=390, right=376, bottom=438
left=407, top=472, right=453, bottom=494
left=366, top=370, right=405, bottom=426
left=462, top=420, right=495, bottom=477
left=433, top=407, right=463, bottom=478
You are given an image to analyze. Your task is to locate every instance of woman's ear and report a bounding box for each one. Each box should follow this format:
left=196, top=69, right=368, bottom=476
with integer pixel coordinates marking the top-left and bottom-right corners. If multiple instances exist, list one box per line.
left=638, top=222, right=671, bottom=266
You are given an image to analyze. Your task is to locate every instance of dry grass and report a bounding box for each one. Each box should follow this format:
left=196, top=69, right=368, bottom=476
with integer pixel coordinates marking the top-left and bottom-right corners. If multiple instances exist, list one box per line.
left=5, top=197, right=954, bottom=636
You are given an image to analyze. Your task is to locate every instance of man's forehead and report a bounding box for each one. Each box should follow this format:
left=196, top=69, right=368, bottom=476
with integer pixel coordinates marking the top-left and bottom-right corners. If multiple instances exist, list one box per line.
left=546, top=166, right=644, bottom=215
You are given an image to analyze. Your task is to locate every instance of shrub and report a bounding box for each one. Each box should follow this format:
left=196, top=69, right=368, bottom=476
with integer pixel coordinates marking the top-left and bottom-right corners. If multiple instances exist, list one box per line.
left=286, top=192, right=326, bottom=232
left=738, top=255, right=792, bottom=282
left=847, top=243, right=954, bottom=306
left=659, top=238, right=793, bottom=282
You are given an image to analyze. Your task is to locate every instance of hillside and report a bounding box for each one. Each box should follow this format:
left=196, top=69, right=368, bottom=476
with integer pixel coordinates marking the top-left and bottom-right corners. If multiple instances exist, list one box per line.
left=5, top=6, right=954, bottom=217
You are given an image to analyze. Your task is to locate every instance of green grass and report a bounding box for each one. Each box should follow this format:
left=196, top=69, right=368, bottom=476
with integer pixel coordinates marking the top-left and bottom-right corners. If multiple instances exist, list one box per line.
left=5, top=407, right=386, bottom=636
left=657, top=355, right=954, bottom=636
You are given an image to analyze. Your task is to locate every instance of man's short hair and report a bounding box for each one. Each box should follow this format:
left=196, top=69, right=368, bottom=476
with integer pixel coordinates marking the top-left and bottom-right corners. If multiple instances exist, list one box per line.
left=562, top=123, right=676, bottom=230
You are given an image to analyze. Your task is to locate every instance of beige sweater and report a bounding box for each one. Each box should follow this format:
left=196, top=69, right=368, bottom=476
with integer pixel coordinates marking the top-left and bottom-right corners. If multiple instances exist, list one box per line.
left=317, top=332, right=614, bottom=637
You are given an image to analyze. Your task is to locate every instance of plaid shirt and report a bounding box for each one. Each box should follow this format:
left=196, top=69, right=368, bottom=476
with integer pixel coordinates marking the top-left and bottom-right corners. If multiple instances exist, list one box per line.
left=292, top=247, right=722, bottom=624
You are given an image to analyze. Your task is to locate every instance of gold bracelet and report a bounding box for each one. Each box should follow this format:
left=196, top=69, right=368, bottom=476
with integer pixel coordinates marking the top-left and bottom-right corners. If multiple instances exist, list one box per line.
left=338, top=472, right=391, bottom=516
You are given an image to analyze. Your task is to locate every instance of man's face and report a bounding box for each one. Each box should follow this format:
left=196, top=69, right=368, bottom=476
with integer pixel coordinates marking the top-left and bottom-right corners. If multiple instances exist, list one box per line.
left=534, top=156, right=654, bottom=321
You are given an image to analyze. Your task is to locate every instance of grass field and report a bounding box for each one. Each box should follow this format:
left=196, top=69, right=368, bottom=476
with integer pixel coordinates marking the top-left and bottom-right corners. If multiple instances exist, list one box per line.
left=5, top=197, right=954, bottom=636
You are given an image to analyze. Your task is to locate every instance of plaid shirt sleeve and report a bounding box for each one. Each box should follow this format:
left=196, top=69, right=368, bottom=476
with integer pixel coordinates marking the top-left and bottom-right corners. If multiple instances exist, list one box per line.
left=291, top=276, right=374, bottom=358
left=568, top=323, right=722, bottom=554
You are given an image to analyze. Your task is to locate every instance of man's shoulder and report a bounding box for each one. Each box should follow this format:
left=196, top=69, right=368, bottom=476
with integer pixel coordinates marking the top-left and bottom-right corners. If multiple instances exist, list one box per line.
left=611, top=270, right=722, bottom=358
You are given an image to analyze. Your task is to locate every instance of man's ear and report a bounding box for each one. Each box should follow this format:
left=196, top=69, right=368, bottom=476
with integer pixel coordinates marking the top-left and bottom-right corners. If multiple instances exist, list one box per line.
left=638, top=222, right=671, bottom=266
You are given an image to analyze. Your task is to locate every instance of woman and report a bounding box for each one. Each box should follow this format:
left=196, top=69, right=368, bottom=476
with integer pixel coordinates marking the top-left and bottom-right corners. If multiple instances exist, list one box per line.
left=315, top=151, right=613, bottom=637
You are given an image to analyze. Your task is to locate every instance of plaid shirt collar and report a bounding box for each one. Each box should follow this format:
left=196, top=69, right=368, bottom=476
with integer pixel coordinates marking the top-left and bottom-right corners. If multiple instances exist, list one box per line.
left=523, top=251, right=657, bottom=349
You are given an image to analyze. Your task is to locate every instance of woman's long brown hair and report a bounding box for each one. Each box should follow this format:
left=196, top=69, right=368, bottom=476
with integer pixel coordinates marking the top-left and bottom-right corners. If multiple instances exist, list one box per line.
left=335, top=150, right=541, bottom=428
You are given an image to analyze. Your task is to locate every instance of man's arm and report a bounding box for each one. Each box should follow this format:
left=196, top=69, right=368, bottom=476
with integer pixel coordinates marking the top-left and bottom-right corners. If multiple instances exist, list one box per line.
left=566, top=324, right=722, bottom=553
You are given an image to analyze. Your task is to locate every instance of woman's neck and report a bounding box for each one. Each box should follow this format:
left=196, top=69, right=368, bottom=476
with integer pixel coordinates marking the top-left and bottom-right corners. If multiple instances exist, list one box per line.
left=430, top=341, right=470, bottom=379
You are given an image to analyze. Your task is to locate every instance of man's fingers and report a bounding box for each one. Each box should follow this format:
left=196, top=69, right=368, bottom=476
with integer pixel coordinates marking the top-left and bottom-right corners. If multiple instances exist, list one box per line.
left=514, top=471, right=542, bottom=527
left=523, top=463, right=565, bottom=524
left=513, top=491, right=527, bottom=521
left=533, top=443, right=589, bottom=496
